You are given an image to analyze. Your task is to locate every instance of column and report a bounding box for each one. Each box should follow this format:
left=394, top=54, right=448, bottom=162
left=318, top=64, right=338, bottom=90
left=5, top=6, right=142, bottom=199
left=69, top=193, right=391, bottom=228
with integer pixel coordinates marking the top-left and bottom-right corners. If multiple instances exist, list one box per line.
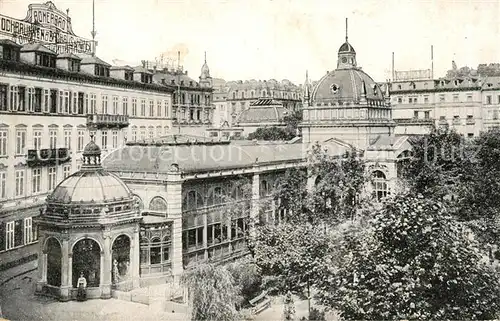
left=35, top=240, right=47, bottom=293
left=68, top=253, right=73, bottom=290
left=165, top=169, right=184, bottom=284
left=59, top=237, right=70, bottom=301
left=203, top=212, right=208, bottom=260
left=131, top=228, right=140, bottom=289
left=101, top=233, right=112, bottom=299
left=249, top=172, right=260, bottom=239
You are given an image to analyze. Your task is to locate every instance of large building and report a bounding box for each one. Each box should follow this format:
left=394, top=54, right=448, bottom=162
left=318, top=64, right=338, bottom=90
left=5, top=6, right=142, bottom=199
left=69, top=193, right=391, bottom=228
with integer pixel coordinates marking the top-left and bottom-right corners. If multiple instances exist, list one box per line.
left=0, top=1, right=214, bottom=269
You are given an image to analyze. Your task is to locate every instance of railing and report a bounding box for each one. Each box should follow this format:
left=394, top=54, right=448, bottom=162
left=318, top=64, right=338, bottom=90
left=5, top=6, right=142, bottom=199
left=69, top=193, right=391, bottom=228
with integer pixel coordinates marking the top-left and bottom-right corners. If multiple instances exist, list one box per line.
left=27, top=148, right=71, bottom=167
left=394, top=118, right=434, bottom=125
left=86, top=114, right=129, bottom=129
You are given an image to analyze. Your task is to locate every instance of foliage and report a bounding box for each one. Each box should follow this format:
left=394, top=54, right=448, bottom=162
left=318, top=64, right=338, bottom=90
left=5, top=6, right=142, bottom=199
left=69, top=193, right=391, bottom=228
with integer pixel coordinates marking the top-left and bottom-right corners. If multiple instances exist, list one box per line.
left=272, top=167, right=310, bottom=223
left=308, top=143, right=368, bottom=223
left=181, top=263, right=241, bottom=321
left=300, top=307, right=326, bottom=321
left=247, top=126, right=296, bottom=141
left=283, top=291, right=296, bottom=321
left=226, top=256, right=263, bottom=307
left=401, top=127, right=475, bottom=200
left=253, top=222, right=332, bottom=295
left=315, top=194, right=500, bottom=320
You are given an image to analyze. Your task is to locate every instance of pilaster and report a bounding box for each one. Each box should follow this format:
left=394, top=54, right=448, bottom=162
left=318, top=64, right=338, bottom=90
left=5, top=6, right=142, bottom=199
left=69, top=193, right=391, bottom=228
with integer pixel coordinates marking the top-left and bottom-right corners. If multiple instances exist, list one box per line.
left=131, top=227, right=140, bottom=289
left=59, top=235, right=70, bottom=301
left=101, top=229, right=112, bottom=299
left=250, top=172, right=260, bottom=238
left=165, top=168, right=184, bottom=283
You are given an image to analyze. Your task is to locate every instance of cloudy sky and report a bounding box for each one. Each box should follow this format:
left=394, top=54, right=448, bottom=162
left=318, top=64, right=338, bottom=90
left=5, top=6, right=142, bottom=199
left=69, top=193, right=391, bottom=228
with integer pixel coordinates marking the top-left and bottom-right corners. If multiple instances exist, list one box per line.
left=2, top=0, right=499, bottom=84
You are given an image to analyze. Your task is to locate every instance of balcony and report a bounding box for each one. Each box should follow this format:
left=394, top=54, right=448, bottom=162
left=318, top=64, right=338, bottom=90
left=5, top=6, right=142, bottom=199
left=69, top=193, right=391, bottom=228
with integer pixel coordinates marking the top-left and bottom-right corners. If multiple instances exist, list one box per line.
left=27, top=148, right=71, bottom=167
left=466, top=118, right=476, bottom=125
left=394, top=118, right=434, bottom=125
left=86, top=114, right=129, bottom=129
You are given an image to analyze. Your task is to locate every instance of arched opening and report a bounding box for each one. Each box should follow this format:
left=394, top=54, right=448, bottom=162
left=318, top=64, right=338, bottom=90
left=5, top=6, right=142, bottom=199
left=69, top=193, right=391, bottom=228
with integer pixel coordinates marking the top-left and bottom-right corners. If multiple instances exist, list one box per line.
left=132, top=194, right=144, bottom=210
left=140, top=227, right=172, bottom=275
left=72, top=238, right=101, bottom=288
left=46, top=237, right=62, bottom=287
left=372, top=170, right=388, bottom=201
left=183, top=190, right=204, bottom=210
left=112, top=235, right=131, bottom=284
left=149, top=196, right=168, bottom=212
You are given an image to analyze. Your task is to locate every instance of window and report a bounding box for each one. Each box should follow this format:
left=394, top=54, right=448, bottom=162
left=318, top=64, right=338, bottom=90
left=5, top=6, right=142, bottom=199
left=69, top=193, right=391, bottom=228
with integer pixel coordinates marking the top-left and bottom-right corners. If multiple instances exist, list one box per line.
left=140, top=129, right=145, bottom=140
left=64, top=129, right=72, bottom=149
left=424, top=111, right=430, bottom=119
left=372, top=171, right=388, bottom=201
left=6, top=221, right=14, bottom=250
left=63, top=165, right=71, bottom=179
left=413, top=111, right=419, bottom=119
left=157, top=101, right=162, bottom=118
left=27, top=87, right=34, bottom=112
left=132, top=98, right=137, bottom=116
left=50, top=89, right=57, bottom=113
left=32, top=168, right=41, bottom=194
left=140, top=99, right=146, bottom=116
left=112, top=131, right=118, bottom=148
left=63, top=91, right=70, bottom=113
left=90, top=94, right=97, bottom=114
left=467, top=94, right=473, bottom=102
left=0, top=129, right=7, bottom=156
left=24, top=218, right=33, bottom=245
left=492, top=110, right=498, bottom=120
left=102, top=95, right=108, bottom=114
left=164, top=100, right=169, bottom=118
left=0, top=172, right=6, bottom=199
left=15, top=129, right=26, bottom=155
left=149, top=100, right=154, bottom=117
left=101, top=131, right=108, bottom=150
left=17, top=86, right=26, bottom=111
left=439, top=94, right=445, bottom=102
left=182, top=227, right=204, bottom=250
left=48, top=167, right=57, bottom=190
left=408, top=98, right=412, bottom=104
left=132, top=129, right=137, bottom=141
left=0, top=84, right=8, bottom=111
left=122, top=97, right=128, bottom=115
left=71, top=92, right=78, bottom=114
left=42, top=89, right=49, bottom=113
left=112, top=96, right=119, bottom=115
left=453, top=94, right=459, bottom=102
left=10, top=86, right=18, bottom=111
left=468, top=133, right=474, bottom=138
left=148, top=128, right=154, bottom=139
left=49, top=129, right=57, bottom=149
left=15, top=170, right=24, bottom=197
left=487, top=95, right=492, bottom=105
left=424, top=95, right=429, bottom=103
left=397, top=97, right=402, bottom=104
left=77, top=130, right=85, bottom=152
left=14, top=219, right=23, bottom=247
left=34, top=88, right=42, bottom=112
left=77, top=92, right=84, bottom=114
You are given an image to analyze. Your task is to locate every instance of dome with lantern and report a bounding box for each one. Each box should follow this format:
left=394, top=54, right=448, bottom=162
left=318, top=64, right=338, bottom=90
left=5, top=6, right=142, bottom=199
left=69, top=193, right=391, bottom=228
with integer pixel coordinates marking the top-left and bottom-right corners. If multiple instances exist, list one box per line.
left=309, top=19, right=387, bottom=106
left=43, top=137, right=138, bottom=225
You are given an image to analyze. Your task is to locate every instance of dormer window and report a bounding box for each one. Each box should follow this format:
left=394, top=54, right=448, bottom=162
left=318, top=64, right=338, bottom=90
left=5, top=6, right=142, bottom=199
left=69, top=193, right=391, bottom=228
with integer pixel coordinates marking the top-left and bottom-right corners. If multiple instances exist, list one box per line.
left=1, top=44, right=20, bottom=62
left=125, top=71, right=134, bottom=81
left=140, top=73, right=152, bottom=84
left=35, top=53, right=56, bottom=68
left=95, top=65, right=110, bottom=77
left=69, top=59, right=80, bottom=72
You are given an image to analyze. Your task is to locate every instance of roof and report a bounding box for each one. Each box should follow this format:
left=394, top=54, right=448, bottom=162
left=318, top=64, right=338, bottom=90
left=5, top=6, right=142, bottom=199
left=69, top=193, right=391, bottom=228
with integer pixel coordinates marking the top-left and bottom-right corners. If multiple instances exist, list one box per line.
left=127, top=134, right=230, bottom=146
left=57, top=52, right=81, bottom=60
left=366, top=135, right=412, bottom=151
left=48, top=169, right=131, bottom=203
left=81, top=56, right=111, bottom=67
left=237, top=104, right=287, bottom=124
left=0, top=39, right=21, bottom=47
left=110, top=65, right=134, bottom=71
left=102, top=142, right=308, bottom=173
left=250, top=98, right=282, bottom=106
left=134, top=66, right=153, bottom=74
left=20, top=43, right=56, bottom=55
left=152, top=71, right=201, bottom=88
left=312, top=68, right=385, bottom=104
left=339, top=41, right=356, bottom=53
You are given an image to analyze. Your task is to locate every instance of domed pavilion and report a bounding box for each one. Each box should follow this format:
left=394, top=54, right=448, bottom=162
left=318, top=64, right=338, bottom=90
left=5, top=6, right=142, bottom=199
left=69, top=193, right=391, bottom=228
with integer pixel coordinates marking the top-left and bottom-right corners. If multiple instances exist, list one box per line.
left=35, top=138, right=142, bottom=301
left=301, top=19, right=395, bottom=148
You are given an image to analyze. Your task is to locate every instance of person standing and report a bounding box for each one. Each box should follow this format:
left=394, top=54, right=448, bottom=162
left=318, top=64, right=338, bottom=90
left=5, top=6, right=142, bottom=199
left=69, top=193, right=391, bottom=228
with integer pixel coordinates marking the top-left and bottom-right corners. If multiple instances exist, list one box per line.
left=76, top=272, right=87, bottom=301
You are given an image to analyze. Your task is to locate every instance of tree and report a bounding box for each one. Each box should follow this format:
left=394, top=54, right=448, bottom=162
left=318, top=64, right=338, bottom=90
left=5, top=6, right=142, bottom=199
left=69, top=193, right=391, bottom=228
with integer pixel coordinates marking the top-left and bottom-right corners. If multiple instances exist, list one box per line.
left=181, top=263, right=241, bottom=321
left=226, top=256, right=262, bottom=307
left=401, top=127, right=475, bottom=200
left=315, top=194, right=500, bottom=320
left=247, top=126, right=296, bottom=141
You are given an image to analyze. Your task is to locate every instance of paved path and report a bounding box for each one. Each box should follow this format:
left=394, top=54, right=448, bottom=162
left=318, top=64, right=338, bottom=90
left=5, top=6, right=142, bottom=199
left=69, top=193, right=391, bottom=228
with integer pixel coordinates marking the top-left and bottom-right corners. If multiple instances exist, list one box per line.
left=0, top=267, right=188, bottom=321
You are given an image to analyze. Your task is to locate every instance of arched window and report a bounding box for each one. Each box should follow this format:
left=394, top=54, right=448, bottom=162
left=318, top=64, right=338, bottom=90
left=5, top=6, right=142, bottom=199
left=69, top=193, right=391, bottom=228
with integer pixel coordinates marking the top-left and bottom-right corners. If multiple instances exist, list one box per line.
left=139, top=227, right=172, bottom=275
left=372, top=170, right=388, bottom=201
left=149, top=196, right=167, bottom=211
left=133, top=194, right=144, bottom=210
left=207, top=186, right=226, bottom=206
left=183, top=190, right=204, bottom=211
left=260, top=180, right=271, bottom=197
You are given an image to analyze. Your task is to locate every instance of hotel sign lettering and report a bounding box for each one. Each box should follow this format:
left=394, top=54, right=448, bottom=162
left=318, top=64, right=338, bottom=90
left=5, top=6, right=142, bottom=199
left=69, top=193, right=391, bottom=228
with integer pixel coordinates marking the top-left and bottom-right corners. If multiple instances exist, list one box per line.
left=0, top=1, right=93, bottom=55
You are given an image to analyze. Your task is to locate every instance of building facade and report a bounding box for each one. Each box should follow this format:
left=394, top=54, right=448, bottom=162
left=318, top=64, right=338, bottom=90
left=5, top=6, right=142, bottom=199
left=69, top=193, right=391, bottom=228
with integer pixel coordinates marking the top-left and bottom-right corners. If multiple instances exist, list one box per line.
left=0, top=1, right=215, bottom=269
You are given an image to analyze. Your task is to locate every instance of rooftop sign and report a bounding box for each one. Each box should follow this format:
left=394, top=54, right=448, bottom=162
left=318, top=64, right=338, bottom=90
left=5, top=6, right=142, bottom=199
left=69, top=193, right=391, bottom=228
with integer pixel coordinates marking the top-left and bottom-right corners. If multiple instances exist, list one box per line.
left=0, top=1, right=93, bottom=55
left=394, top=69, right=432, bottom=81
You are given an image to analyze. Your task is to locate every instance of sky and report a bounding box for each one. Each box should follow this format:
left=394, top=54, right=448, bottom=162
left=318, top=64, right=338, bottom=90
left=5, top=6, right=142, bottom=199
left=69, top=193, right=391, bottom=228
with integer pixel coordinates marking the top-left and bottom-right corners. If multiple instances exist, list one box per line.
left=1, top=0, right=500, bottom=85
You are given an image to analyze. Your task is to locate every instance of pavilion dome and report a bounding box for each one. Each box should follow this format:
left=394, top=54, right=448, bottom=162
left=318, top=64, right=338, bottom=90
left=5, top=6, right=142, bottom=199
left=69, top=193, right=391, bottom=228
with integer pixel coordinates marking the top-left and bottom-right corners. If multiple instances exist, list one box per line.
left=311, top=68, right=385, bottom=104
